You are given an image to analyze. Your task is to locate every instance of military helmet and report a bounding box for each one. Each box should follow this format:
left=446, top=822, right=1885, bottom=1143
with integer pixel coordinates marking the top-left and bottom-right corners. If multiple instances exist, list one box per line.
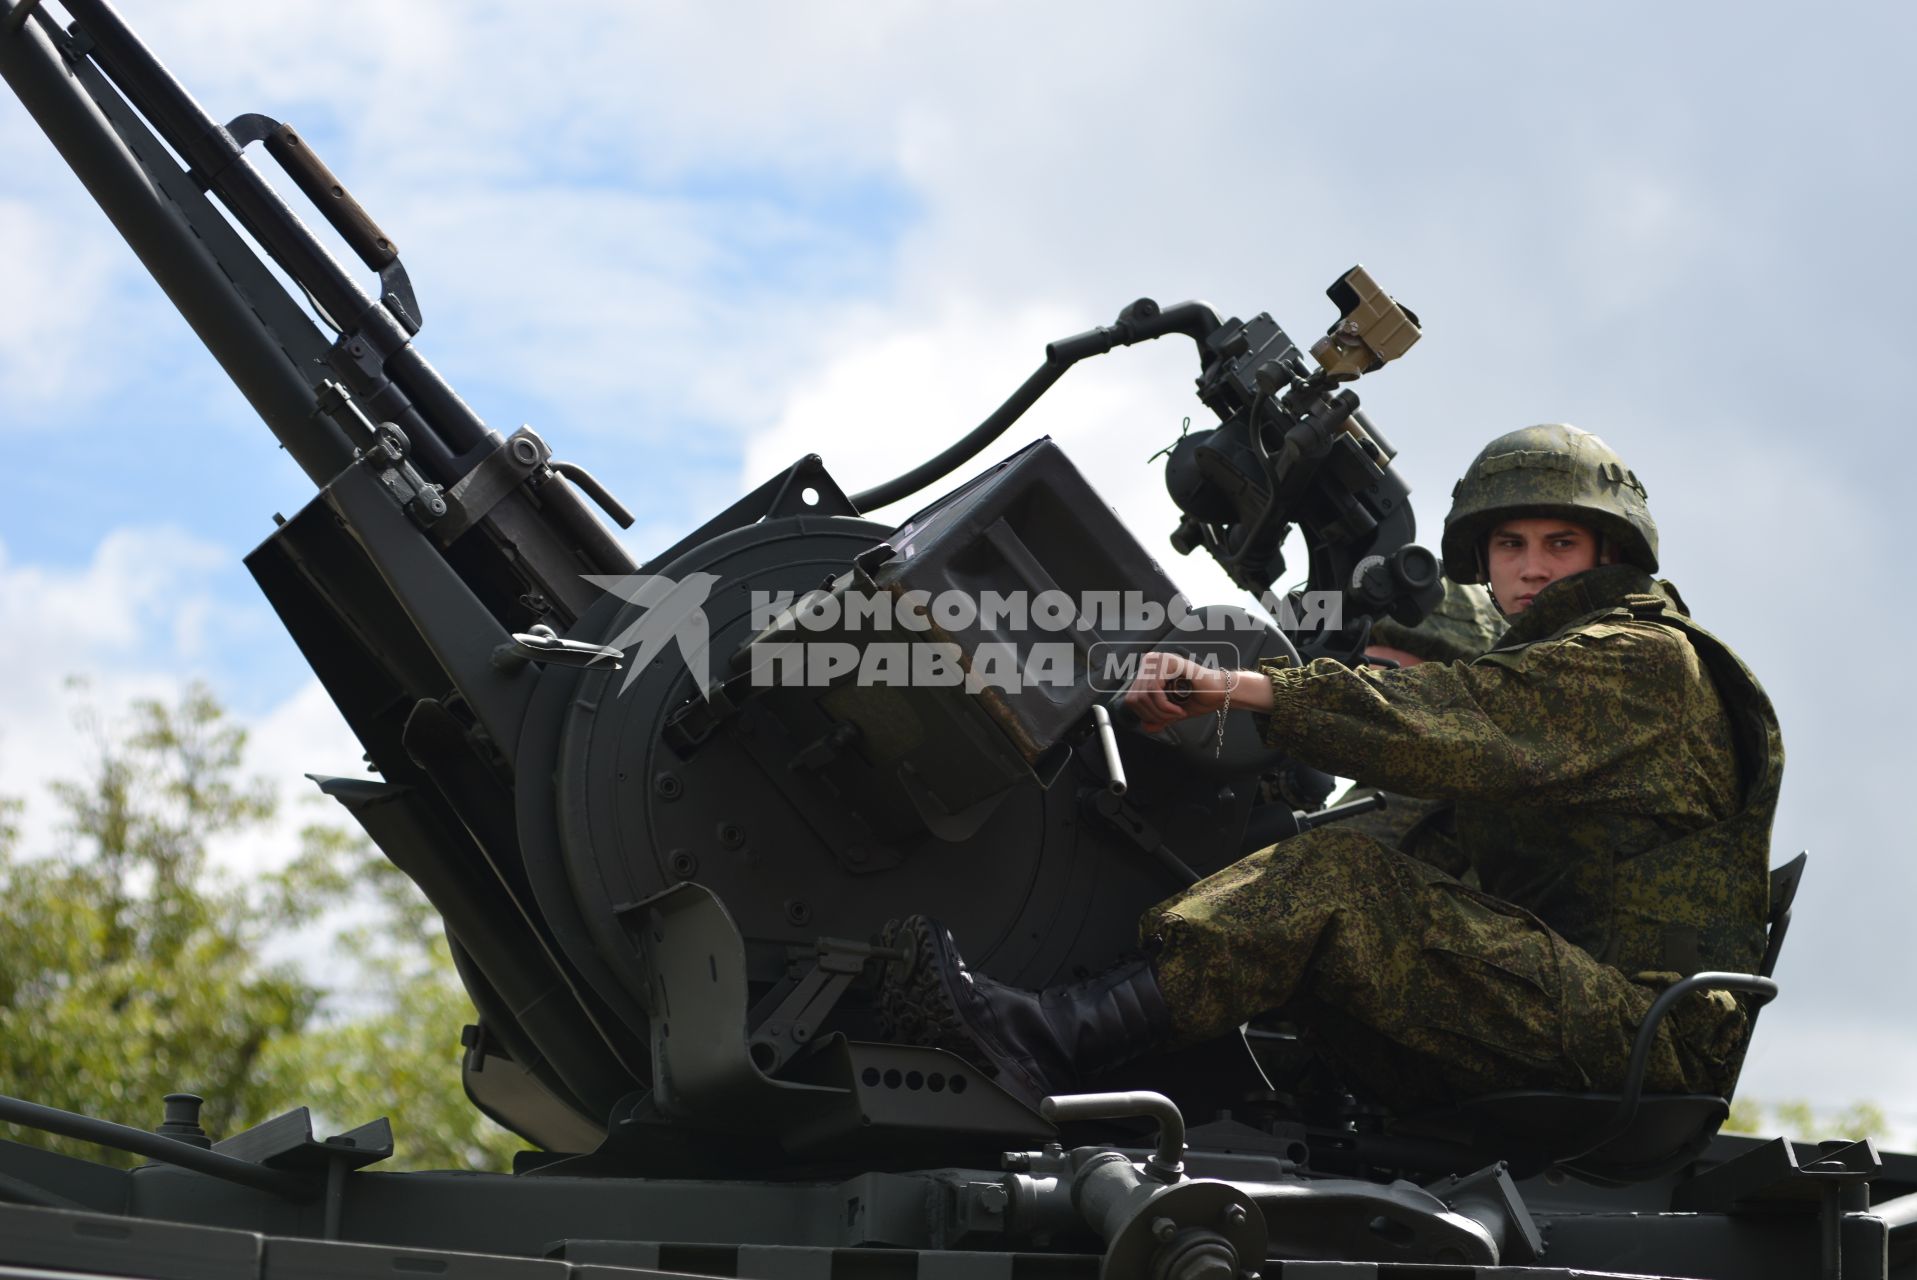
left=1368, top=578, right=1505, bottom=663
left=1441, top=423, right=1657, bottom=583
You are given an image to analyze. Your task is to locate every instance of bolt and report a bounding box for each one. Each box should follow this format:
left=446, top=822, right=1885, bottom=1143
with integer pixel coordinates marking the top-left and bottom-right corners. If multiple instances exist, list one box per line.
left=718, top=822, right=745, bottom=849
left=668, top=850, right=698, bottom=881
left=1001, top=1151, right=1033, bottom=1172
left=654, top=772, right=683, bottom=801
left=1222, top=1204, right=1247, bottom=1227
left=784, top=899, right=812, bottom=927
left=977, top=1184, right=1008, bottom=1215
left=1152, top=1217, right=1178, bottom=1243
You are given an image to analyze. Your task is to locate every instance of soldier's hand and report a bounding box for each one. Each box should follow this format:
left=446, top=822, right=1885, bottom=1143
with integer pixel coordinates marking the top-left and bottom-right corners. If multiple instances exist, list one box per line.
left=1125, top=652, right=1232, bottom=733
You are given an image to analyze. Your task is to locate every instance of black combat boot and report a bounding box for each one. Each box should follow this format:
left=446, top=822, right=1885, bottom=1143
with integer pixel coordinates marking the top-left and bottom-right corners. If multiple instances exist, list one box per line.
left=878, top=915, right=1172, bottom=1109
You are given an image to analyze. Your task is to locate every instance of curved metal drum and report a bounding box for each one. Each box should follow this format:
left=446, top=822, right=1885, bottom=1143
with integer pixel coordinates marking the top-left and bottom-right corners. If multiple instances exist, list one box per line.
left=514, top=514, right=1291, bottom=1080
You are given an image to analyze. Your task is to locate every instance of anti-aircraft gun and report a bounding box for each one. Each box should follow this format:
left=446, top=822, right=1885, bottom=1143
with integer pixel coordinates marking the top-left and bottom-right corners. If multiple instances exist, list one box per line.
left=3, top=4, right=1915, bottom=1279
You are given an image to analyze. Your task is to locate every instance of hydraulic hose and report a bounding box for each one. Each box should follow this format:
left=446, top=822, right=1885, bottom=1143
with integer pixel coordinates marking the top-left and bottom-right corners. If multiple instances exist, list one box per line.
left=849, top=299, right=1222, bottom=513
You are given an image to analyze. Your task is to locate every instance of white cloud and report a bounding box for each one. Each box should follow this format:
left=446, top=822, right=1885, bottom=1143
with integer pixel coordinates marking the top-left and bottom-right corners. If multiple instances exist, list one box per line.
left=0, top=529, right=357, bottom=875
left=0, top=199, right=155, bottom=414
left=396, top=183, right=896, bottom=439
left=206, top=675, right=367, bottom=876
left=0, top=528, right=219, bottom=844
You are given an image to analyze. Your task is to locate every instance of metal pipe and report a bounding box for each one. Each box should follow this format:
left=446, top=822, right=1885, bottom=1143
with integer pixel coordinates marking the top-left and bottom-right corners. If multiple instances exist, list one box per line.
left=1819, top=1180, right=1842, bottom=1280
left=322, top=1157, right=346, bottom=1239
left=851, top=299, right=1221, bottom=514
left=62, top=0, right=492, bottom=470
left=63, top=0, right=371, bottom=354
left=1040, top=1091, right=1186, bottom=1182
left=0, top=5, right=355, bottom=484
left=1, top=0, right=41, bottom=35
left=1873, top=1188, right=1917, bottom=1232
left=550, top=460, right=636, bottom=530
left=0, top=1094, right=315, bottom=1199
left=1298, top=791, right=1387, bottom=830
left=534, top=469, right=639, bottom=576
left=1564, top=971, right=1779, bottom=1166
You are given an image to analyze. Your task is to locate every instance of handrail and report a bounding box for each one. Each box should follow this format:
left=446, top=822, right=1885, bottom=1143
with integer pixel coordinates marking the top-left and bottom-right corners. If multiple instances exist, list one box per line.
left=1041, top=1090, right=1187, bottom=1183
left=1563, top=971, right=1779, bottom=1167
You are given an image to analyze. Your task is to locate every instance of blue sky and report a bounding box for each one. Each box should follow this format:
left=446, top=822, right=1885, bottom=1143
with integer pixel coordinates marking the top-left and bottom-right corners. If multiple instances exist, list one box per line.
left=3, top=0, right=1915, bottom=1141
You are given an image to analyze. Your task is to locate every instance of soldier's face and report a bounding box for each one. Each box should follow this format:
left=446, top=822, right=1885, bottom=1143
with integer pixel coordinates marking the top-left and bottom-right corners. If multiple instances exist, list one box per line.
left=1486, top=519, right=1603, bottom=614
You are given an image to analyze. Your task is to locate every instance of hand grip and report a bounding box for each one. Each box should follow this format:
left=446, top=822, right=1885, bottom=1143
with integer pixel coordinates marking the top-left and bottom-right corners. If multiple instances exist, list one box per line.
left=263, top=122, right=398, bottom=271
left=1090, top=703, right=1127, bottom=796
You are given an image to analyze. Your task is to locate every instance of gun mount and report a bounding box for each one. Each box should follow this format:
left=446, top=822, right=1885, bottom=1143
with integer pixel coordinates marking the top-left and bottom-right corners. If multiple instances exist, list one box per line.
left=2, top=3, right=1911, bottom=1279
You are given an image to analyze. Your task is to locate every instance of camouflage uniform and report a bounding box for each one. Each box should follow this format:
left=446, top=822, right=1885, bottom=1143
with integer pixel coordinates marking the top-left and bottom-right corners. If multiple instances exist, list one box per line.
left=877, top=425, right=1784, bottom=1119
left=1338, top=579, right=1507, bottom=875
left=1366, top=578, right=1507, bottom=666
left=1142, top=563, right=1783, bottom=1113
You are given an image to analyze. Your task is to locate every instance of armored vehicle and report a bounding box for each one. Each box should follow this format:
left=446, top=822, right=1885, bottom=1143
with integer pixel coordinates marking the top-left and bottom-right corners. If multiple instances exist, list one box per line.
left=2, top=3, right=1913, bottom=1277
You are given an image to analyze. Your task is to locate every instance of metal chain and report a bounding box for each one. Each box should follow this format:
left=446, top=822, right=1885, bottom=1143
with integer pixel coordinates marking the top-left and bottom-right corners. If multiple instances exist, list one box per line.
left=1171, top=668, right=1233, bottom=757
left=1213, top=676, right=1232, bottom=758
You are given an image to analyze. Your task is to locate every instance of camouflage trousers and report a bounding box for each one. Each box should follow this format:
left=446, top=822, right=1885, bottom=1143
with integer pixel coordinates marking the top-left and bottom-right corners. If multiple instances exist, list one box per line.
left=1140, top=827, right=1747, bottom=1113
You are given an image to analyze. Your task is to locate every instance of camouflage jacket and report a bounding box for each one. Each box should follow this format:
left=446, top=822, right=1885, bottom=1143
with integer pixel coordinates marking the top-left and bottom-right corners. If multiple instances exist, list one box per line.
left=1260, top=564, right=1782, bottom=978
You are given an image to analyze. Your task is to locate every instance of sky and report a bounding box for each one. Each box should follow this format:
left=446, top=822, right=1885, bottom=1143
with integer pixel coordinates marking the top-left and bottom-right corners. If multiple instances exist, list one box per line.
left=2, top=1, right=1914, bottom=1143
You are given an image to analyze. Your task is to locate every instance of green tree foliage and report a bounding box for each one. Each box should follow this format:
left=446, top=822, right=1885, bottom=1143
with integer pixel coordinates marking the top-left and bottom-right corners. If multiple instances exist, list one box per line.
left=0, top=685, right=520, bottom=1171
left=1724, top=1096, right=1887, bottom=1142
left=253, top=828, right=522, bottom=1171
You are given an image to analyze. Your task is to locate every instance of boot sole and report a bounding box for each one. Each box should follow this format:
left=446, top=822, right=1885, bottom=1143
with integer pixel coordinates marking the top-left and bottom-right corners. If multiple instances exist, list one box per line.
left=878, top=917, right=1028, bottom=1095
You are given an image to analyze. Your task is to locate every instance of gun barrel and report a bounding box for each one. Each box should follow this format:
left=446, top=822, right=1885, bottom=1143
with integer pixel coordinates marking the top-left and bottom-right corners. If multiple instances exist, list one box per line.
left=0, top=1, right=356, bottom=484
left=58, top=0, right=503, bottom=483
left=6, top=0, right=634, bottom=588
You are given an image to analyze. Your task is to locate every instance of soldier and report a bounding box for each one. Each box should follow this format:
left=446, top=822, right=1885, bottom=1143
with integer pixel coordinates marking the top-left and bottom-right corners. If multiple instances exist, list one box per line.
left=1338, top=577, right=1507, bottom=877
left=881, top=424, right=1782, bottom=1116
